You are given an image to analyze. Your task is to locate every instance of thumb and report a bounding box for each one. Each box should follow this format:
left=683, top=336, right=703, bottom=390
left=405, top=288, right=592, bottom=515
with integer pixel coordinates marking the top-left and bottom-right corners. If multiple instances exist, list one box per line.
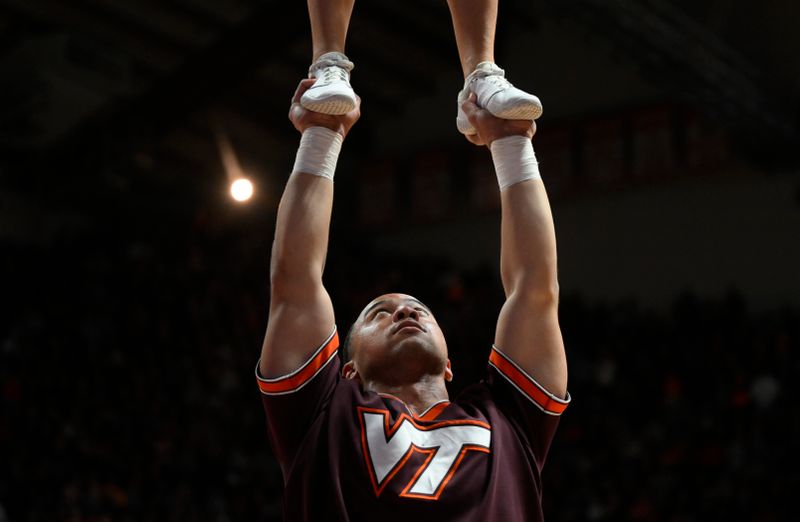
left=292, top=78, right=317, bottom=104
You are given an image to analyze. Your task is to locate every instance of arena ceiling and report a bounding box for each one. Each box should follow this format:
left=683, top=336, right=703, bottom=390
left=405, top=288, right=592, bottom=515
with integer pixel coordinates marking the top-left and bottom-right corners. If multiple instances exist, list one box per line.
left=0, top=0, right=798, bottom=237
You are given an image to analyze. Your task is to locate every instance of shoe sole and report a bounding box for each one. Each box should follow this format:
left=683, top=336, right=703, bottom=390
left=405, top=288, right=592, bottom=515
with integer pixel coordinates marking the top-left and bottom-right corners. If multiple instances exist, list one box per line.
left=300, top=96, right=356, bottom=116
left=492, top=102, right=543, bottom=122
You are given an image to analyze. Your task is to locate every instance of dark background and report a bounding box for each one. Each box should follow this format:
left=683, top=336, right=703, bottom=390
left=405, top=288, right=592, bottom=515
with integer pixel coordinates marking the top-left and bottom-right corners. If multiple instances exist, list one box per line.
left=1, top=0, right=799, bottom=520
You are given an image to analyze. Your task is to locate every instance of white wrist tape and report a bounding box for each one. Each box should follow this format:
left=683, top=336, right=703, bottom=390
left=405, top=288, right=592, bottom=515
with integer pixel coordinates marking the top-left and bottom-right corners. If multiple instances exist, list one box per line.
left=489, top=135, right=541, bottom=190
left=292, top=126, right=343, bottom=181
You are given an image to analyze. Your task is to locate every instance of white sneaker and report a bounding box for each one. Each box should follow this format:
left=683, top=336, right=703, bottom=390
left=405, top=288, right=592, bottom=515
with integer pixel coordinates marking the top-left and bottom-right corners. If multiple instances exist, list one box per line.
left=456, top=62, right=543, bottom=135
left=300, top=51, right=357, bottom=115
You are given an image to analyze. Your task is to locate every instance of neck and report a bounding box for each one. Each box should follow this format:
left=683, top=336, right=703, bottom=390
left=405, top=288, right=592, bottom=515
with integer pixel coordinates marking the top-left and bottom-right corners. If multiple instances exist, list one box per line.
left=363, top=375, right=450, bottom=417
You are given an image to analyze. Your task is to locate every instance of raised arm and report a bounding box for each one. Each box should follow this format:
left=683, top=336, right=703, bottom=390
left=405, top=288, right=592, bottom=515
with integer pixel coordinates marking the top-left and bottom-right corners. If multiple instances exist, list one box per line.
left=259, top=79, right=360, bottom=377
left=462, top=97, right=568, bottom=398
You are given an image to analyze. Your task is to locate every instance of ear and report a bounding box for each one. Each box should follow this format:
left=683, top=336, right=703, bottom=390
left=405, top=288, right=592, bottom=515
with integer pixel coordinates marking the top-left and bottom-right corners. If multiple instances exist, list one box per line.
left=445, top=359, right=453, bottom=382
left=342, top=360, right=360, bottom=381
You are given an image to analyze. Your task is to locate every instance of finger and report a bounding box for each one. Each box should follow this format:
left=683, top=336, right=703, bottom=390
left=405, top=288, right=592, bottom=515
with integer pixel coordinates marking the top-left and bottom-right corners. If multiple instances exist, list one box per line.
left=351, top=94, right=362, bottom=114
left=291, top=78, right=317, bottom=104
left=464, top=132, right=484, bottom=146
left=460, top=95, right=482, bottom=123
left=341, top=95, right=362, bottom=124
left=288, top=103, right=304, bottom=128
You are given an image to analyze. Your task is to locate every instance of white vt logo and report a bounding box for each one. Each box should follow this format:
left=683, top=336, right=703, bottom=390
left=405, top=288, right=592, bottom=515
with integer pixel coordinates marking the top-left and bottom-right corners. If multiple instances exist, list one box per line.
left=359, top=407, right=492, bottom=500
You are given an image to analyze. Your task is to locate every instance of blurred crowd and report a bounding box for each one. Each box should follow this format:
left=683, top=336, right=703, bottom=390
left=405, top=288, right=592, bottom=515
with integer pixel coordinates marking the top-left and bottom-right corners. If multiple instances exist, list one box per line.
left=1, top=216, right=796, bottom=521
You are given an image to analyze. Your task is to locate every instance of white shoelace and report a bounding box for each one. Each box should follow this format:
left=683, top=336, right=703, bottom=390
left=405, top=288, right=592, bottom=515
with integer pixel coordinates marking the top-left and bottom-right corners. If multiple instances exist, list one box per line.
left=317, top=66, right=349, bottom=85
left=483, top=75, right=512, bottom=89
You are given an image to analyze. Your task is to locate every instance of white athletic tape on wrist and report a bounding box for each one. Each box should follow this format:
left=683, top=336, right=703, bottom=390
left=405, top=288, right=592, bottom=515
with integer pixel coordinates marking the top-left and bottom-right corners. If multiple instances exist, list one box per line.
left=292, top=126, right=343, bottom=181
left=490, top=135, right=541, bottom=190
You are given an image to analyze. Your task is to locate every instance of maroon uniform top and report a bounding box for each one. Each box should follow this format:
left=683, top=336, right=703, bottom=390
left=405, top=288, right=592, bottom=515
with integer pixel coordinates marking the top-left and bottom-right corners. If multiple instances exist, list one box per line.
left=256, top=328, right=570, bottom=521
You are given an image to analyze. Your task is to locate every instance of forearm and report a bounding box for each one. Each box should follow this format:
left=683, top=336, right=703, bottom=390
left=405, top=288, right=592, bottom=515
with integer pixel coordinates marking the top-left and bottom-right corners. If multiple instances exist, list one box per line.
left=270, top=126, right=342, bottom=300
left=499, top=182, right=558, bottom=298
left=494, top=139, right=559, bottom=300
left=270, top=173, right=333, bottom=297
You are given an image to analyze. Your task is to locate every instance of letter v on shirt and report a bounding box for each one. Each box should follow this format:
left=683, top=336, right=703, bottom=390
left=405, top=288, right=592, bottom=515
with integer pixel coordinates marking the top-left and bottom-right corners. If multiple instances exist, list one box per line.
left=360, top=408, right=491, bottom=498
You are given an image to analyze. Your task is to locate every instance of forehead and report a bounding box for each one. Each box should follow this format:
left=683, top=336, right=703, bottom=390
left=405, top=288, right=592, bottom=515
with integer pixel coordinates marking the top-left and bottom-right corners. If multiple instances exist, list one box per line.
left=360, top=293, right=427, bottom=317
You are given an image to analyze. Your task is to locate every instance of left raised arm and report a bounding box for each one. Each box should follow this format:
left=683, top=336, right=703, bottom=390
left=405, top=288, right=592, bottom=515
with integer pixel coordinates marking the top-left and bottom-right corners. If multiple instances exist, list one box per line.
left=462, top=98, right=568, bottom=398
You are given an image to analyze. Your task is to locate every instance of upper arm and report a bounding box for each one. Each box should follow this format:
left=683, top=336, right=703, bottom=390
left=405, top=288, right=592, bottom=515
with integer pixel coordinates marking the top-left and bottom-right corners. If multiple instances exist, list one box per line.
left=494, top=289, right=568, bottom=399
left=259, top=277, right=336, bottom=379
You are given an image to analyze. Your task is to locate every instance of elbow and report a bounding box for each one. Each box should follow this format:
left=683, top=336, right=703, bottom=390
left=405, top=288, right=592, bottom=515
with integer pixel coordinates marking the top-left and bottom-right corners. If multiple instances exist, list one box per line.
left=269, top=259, right=322, bottom=303
left=508, top=276, right=560, bottom=309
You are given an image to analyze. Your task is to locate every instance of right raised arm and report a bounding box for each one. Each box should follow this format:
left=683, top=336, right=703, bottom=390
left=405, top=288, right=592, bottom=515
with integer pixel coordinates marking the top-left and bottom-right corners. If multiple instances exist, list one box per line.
left=259, top=79, right=360, bottom=377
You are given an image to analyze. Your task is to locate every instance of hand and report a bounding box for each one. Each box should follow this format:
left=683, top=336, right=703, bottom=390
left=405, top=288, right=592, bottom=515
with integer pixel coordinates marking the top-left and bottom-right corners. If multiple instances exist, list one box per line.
left=288, top=78, right=361, bottom=138
left=461, top=94, right=536, bottom=147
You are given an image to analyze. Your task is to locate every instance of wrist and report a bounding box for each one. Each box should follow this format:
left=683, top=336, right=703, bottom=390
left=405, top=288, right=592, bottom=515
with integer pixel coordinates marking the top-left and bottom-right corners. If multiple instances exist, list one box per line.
left=292, top=126, right=343, bottom=181
left=489, top=135, right=540, bottom=190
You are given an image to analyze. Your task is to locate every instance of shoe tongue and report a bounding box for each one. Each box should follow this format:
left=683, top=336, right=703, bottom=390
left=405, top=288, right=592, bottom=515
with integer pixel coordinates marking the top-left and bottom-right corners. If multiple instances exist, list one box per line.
left=464, top=62, right=505, bottom=86
left=473, top=61, right=504, bottom=77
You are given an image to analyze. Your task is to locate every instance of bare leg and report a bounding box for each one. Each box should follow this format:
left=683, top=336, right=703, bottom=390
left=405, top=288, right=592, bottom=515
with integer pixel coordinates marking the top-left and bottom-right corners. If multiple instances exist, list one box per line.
left=449, top=0, right=541, bottom=134
left=308, top=0, right=356, bottom=62
left=302, top=0, right=358, bottom=115
left=445, top=0, right=497, bottom=77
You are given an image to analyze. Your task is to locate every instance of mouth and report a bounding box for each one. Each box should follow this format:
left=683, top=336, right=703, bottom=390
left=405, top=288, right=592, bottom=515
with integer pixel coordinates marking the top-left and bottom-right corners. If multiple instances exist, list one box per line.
left=392, top=320, right=426, bottom=335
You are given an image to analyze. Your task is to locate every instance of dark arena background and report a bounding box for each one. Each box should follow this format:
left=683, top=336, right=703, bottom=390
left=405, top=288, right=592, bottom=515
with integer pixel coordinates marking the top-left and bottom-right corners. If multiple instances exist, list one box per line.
left=2, top=0, right=799, bottom=520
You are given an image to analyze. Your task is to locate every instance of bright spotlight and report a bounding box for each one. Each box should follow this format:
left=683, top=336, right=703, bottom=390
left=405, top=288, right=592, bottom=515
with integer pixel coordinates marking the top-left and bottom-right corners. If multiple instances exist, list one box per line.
left=230, top=178, right=253, bottom=202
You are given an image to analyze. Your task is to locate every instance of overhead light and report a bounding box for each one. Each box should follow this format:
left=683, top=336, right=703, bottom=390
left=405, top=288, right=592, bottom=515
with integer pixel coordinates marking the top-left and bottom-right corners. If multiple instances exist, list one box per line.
left=230, top=178, right=253, bottom=202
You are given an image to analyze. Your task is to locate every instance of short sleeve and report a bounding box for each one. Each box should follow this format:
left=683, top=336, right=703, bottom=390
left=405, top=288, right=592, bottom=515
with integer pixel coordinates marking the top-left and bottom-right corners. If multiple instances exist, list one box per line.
left=485, top=345, right=571, bottom=470
left=255, top=328, right=340, bottom=476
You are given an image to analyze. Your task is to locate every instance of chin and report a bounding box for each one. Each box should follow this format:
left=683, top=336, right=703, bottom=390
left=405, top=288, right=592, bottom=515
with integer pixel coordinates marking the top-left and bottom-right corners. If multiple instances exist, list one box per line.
left=387, top=336, right=446, bottom=372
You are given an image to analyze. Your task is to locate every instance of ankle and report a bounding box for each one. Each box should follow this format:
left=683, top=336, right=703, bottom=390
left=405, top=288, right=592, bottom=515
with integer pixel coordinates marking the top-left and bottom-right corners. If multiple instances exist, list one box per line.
left=462, top=56, right=495, bottom=78
left=313, top=45, right=346, bottom=60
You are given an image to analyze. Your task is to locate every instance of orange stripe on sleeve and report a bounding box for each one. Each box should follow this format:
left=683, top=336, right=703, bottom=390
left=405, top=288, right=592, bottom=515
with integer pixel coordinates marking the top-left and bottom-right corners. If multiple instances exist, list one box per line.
left=488, top=347, right=570, bottom=415
left=256, top=329, right=339, bottom=395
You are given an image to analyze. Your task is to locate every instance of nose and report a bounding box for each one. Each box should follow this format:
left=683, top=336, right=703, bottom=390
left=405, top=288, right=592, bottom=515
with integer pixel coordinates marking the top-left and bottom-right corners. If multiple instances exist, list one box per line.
left=392, top=304, right=419, bottom=322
